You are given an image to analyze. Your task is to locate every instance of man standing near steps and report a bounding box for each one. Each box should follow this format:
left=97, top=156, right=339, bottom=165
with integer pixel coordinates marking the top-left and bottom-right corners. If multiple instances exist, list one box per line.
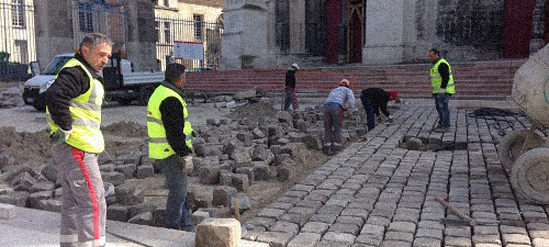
left=45, top=33, right=111, bottom=247
left=283, top=62, right=299, bottom=111
left=428, top=48, right=455, bottom=133
left=147, top=63, right=194, bottom=231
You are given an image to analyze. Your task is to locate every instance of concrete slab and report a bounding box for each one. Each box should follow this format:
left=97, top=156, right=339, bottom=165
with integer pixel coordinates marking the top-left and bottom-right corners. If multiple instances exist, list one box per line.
left=0, top=206, right=267, bottom=247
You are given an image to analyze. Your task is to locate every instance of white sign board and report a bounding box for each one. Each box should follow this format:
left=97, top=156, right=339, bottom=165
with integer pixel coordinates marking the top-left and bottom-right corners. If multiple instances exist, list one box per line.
left=173, top=41, right=204, bottom=60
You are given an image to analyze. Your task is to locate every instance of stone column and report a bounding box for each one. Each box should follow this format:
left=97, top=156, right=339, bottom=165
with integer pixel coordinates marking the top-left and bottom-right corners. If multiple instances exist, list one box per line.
left=289, top=0, right=306, bottom=53
left=362, top=0, right=406, bottom=64
left=220, top=0, right=272, bottom=69
left=530, top=0, right=546, bottom=54
left=123, top=0, right=157, bottom=71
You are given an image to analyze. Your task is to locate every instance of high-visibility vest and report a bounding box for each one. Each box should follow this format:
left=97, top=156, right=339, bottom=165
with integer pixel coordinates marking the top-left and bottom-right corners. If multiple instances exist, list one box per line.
left=430, top=58, right=455, bottom=94
left=46, top=58, right=104, bottom=153
left=147, top=85, right=193, bottom=159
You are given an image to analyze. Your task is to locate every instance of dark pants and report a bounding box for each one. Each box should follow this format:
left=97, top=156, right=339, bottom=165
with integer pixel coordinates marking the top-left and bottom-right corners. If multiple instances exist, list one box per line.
left=284, top=87, right=299, bottom=111
left=323, top=104, right=343, bottom=145
left=360, top=94, right=375, bottom=130
left=156, top=155, right=193, bottom=231
left=434, top=93, right=451, bottom=127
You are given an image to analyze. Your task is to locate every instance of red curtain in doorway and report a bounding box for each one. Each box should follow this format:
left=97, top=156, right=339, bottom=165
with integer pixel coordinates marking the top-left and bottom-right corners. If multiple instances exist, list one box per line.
left=503, top=0, right=536, bottom=58
left=325, top=0, right=342, bottom=64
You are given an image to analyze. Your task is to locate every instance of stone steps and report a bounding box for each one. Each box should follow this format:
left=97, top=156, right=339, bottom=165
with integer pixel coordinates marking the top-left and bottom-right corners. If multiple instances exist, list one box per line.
left=186, top=59, right=525, bottom=99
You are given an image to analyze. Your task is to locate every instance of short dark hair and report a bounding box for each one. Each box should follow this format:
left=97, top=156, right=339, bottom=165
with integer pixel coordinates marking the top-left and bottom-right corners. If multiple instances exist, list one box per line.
left=429, top=48, right=440, bottom=56
left=79, top=33, right=112, bottom=52
left=165, top=63, right=186, bottom=84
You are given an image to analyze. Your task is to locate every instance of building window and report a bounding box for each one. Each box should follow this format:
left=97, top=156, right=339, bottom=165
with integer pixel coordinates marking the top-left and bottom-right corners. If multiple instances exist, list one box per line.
left=193, top=14, right=203, bottom=41
left=163, top=0, right=169, bottom=7
left=79, top=11, right=94, bottom=32
left=11, top=0, right=25, bottom=27
left=155, top=21, right=160, bottom=42
left=164, top=22, right=171, bottom=43
left=153, top=0, right=158, bottom=5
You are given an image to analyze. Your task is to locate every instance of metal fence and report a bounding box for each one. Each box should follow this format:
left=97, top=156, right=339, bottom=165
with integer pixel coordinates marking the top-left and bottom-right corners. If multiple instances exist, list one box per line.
left=155, top=16, right=223, bottom=71
left=0, top=1, right=36, bottom=80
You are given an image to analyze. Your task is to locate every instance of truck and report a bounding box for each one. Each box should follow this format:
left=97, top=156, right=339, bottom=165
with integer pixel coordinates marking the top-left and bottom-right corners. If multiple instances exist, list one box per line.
left=23, top=52, right=163, bottom=110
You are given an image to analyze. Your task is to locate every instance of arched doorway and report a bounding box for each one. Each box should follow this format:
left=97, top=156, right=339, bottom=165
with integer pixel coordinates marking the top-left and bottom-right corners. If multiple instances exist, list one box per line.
left=347, top=0, right=364, bottom=63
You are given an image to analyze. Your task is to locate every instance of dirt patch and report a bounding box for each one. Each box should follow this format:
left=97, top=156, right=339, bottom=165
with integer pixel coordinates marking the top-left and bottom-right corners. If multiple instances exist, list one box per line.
left=0, top=127, right=51, bottom=167
left=226, top=101, right=279, bottom=119
left=102, top=121, right=148, bottom=138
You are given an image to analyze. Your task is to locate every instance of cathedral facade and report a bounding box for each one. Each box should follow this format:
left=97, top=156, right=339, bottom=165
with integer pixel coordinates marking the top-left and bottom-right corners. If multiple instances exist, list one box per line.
left=220, top=0, right=549, bottom=69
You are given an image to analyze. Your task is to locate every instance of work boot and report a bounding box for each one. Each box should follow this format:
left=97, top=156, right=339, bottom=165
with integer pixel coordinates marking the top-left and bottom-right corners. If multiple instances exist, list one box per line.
left=434, top=126, right=450, bottom=133
left=322, top=144, right=332, bottom=155
left=332, top=143, right=342, bottom=153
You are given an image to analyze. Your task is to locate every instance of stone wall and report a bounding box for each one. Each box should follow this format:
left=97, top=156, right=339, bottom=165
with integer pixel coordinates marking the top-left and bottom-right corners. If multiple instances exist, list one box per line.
left=34, top=0, right=74, bottom=67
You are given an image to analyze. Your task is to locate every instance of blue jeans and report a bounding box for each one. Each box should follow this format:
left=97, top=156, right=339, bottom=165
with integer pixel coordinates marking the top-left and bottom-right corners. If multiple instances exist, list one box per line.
left=434, top=93, right=451, bottom=127
left=157, top=155, right=193, bottom=231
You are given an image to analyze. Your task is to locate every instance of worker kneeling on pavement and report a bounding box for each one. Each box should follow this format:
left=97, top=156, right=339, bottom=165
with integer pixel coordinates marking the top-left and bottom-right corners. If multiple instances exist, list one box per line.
left=323, top=79, right=357, bottom=155
left=45, top=33, right=111, bottom=247
left=147, top=63, right=194, bottom=231
left=360, top=88, right=398, bottom=131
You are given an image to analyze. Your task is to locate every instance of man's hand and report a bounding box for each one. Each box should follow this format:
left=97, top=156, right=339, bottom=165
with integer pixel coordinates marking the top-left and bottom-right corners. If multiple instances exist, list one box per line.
left=183, top=156, right=193, bottom=175
left=439, top=88, right=446, bottom=95
left=50, top=128, right=73, bottom=145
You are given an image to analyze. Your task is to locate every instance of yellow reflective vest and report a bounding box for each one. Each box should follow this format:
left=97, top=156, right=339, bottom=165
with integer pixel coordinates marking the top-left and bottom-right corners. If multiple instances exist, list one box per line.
left=430, top=58, right=455, bottom=94
left=147, top=84, right=193, bottom=159
left=46, top=58, right=104, bottom=153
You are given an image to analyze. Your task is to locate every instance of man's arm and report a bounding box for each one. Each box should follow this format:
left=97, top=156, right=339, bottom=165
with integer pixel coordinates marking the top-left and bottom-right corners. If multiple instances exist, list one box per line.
left=438, top=63, right=450, bottom=89
left=45, top=67, right=89, bottom=130
left=160, top=97, right=192, bottom=157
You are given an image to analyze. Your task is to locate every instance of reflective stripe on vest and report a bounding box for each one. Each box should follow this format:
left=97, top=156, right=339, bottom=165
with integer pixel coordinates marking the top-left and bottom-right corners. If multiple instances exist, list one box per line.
left=147, top=85, right=193, bottom=159
left=46, top=58, right=104, bottom=153
left=430, top=58, right=455, bottom=94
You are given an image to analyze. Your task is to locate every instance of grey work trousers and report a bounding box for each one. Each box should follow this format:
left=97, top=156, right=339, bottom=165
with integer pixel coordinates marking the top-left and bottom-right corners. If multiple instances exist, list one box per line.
left=52, top=143, right=106, bottom=247
left=323, top=104, right=343, bottom=145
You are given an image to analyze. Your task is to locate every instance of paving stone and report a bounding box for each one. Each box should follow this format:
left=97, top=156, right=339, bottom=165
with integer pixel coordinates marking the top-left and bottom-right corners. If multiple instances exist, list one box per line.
left=474, top=244, right=503, bottom=247
left=336, top=215, right=365, bottom=227
left=381, top=240, right=411, bottom=247
left=318, top=204, right=344, bottom=214
left=256, top=231, right=295, bottom=247
left=532, top=238, right=549, bottom=247
left=502, top=234, right=531, bottom=245
left=471, top=234, right=502, bottom=245
left=287, top=207, right=315, bottom=217
left=360, top=223, right=385, bottom=236
left=269, top=202, right=294, bottom=211
left=278, top=213, right=311, bottom=227
left=500, top=225, right=527, bottom=235
left=269, top=221, right=299, bottom=236
left=257, top=208, right=286, bottom=219
left=295, top=200, right=323, bottom=211
left=365, top=215, right=390, bottom=227
left=472, top=225, right=499, bottom=236
left=245, top=217, right=276, bottom=229
left=329, top=223, right=360, bottom=235
left=301, top=222, right=329, bottom=234
left=445, top=226, right=472, bottom=238
left=384, top=231, right=414, bottom=243
left=323, top=231, right=356, bottom=245
left=287, top=233, right=321, bottom=247
left=355, top=234, right=382, bottom=246
left=316, top=241, right=352, bottom=247
left=415, top=228, right=442, bottom=240
left=387, top=221, right=416, bottom=234
left=412, top=237, right=441, bottom=247
left=444, top=236, right=472, bottom=246
left=309, top=214, right=337, bottom=224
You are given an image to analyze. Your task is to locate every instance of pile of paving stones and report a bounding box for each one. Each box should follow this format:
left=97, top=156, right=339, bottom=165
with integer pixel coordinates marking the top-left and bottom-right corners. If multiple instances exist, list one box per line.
left=0, top=102, right=368, bottom=228
left=0, top=86, right=24, bottom=108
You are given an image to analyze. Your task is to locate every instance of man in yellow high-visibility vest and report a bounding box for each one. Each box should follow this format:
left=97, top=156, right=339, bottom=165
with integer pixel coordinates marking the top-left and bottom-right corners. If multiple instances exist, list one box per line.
left=45, top=33, right=111, bottom=247
left=147, top=63, right=194, bottom=231
left=428, top=48, right=455, bottom=133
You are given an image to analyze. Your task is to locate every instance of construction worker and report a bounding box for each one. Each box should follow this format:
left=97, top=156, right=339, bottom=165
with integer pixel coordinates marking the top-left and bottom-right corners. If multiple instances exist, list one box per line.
left=147, top=63, right=194, bottom=231
left=45, top=33, right=111, bottom=247
left=360, top=88, right=398, bottom=131
left=428, top=48, right=455, bottom=133
left=283, top=62, right=299, bottom=111
left=323, top=79, right=356, bottom=155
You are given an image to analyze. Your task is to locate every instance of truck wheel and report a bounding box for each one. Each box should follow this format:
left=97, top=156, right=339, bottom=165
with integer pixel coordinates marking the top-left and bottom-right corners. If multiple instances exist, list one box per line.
left=498, top=129, right=543, bottom=171
left=139, top=86, right=154, bottom=106
left=510, top=147, right=549, bottom=205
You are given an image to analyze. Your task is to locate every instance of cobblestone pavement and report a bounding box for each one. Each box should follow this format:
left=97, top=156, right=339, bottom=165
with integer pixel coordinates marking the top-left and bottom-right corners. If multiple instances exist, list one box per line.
left=243, top=103, right=549, bottom=247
